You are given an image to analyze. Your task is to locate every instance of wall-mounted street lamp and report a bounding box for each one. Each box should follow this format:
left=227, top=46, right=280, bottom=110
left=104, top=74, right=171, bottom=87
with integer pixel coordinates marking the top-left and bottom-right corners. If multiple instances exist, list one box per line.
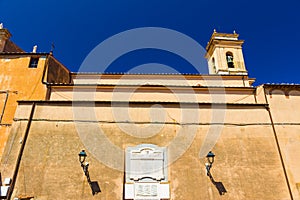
left=205, top=151, right=215, bottom=177
left=78, top=150, right=101, bottom=195
left=78, top=150, right=89, bottom=176
left=204, top=151, right=227, bottom=195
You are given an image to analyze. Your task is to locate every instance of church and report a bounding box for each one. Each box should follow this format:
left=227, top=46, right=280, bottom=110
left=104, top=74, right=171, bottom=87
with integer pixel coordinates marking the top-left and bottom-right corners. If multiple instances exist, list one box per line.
left=0, top=25, right=300, bottom=200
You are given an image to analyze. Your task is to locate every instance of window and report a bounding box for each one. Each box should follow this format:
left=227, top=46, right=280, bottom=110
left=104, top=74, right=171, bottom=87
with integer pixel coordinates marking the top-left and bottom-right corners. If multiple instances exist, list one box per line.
left=212, top=57, right=216, bottom=72
left=29, top=57, right=39, bottom=68
left=226, top=52, right=234, bottom=68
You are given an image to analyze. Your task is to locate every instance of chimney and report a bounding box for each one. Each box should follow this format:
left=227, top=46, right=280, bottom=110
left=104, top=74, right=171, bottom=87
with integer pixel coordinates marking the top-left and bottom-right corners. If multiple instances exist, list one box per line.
left=32, top=45, right=37, bottom=53
left=0, top=23, right=12, bottom=52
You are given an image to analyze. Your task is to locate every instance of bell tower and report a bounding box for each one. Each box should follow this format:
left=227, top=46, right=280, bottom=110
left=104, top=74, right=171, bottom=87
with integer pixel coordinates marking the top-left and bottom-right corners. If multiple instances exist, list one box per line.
left=206, top=30, right=248, bottom=75
left=0, top=23, right=23, bottom=52
left=0, top=24, right=12, bottom=52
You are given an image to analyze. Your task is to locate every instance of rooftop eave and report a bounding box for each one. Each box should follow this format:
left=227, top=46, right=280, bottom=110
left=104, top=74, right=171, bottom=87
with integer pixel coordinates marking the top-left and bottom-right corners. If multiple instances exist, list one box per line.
left=206, top=39, right=245, bottom=56
left=17, top=99, right=267, bottom=108
left=206, top=32, right=239, bottom=48
left=263, top=83, right=300, bottom=89
left=71, top=72, right=251, bottom=78
left=0, top=52, right=50, bottom=56
left=48, top=83, right=256, bottom=93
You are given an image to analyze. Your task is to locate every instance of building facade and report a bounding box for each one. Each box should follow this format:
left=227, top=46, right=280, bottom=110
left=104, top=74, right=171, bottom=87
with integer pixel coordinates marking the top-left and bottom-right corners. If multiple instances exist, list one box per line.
left=0, top=27, right=71, bottom=162
left=0, top=25, right=300, bottom=200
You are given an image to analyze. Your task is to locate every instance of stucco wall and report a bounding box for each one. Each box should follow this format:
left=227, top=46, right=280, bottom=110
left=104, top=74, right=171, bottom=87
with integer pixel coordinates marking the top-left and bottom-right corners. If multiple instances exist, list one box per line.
left=0, top=55, right=48, bottom=160
left=72, top=74, right=252, bottom=87
left=50, top=87, right=257, bottom=104
left=266, top=88, right=300, bottom=199
left=1, top=102, right=292, bottom=200
left=46, top=56, right=71, bottom=84
left=0, top=56, right=48, bottom=123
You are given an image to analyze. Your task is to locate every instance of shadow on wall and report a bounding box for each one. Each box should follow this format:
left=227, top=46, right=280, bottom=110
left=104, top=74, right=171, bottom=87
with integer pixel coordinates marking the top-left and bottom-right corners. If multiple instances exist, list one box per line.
left=208, top=171, right=227, bottom=195
left=296, top=183, right=300, bottom=197
left=84, top=168, right=101, bottom=195
left=90, top=181, right=101, bottom=195
left=213, top=181, right=227, bottom=195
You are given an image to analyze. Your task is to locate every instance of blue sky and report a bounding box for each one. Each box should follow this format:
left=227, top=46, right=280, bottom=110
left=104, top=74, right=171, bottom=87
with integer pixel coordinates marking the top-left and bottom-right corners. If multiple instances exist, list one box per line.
left=1, top=0, right=299, bottom=85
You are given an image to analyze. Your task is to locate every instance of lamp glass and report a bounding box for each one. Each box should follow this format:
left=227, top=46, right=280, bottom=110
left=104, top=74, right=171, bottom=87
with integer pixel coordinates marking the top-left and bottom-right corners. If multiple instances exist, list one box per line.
left=79, top=150, right=87, bottom=163
left=206, top=151, right=215, bottom=165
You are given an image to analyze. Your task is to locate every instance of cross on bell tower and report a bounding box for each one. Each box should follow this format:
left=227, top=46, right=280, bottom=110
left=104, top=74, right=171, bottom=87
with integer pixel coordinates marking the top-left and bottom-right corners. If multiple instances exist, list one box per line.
left=205, top=30, right=248, bottom=75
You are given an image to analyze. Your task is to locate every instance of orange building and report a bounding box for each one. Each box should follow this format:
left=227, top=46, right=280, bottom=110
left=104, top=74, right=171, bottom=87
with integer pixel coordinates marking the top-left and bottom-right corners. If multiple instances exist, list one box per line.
left=0, top=27, right=71, bottom=160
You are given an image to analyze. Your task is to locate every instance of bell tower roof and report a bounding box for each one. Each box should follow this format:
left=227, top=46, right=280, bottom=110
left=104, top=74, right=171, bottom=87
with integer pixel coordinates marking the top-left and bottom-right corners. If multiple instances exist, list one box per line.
left=0, top=23, right=23, bottom=52
left=206, top=30, right=244, bottom=57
